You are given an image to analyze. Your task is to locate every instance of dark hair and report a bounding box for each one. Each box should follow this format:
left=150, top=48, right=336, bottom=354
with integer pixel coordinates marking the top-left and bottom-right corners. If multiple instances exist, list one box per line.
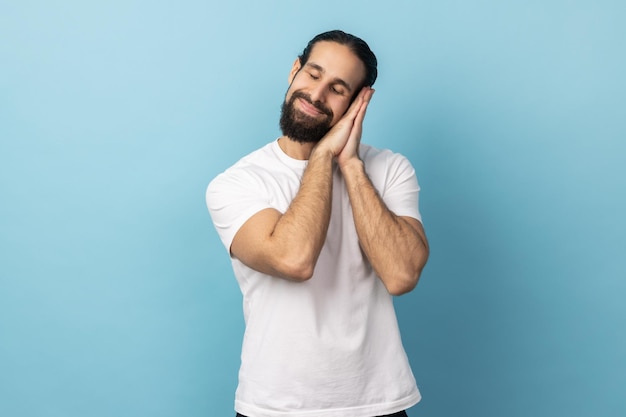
left=298, top=30, right=378, bottom=88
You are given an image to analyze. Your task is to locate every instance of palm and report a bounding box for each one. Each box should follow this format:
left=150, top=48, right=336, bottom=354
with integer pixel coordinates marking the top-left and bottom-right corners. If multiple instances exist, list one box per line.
left=317, top=87, right=374, bottom=161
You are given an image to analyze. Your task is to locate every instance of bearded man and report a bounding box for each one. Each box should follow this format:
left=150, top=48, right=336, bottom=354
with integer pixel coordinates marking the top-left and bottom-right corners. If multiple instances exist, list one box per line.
left=207, top=30, right=429, bottom=417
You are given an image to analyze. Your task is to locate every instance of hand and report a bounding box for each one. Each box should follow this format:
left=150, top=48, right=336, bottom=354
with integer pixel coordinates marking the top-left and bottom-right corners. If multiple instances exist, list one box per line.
left=314, top=87, right=375, bottom=159
left=337, top=87, right=374, bottom=167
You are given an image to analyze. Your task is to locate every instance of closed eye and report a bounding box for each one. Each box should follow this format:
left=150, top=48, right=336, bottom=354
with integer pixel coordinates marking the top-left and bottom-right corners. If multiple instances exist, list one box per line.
left=331, top=85, right=346, bottom=95
left=304, top=62, right=354, bottom=95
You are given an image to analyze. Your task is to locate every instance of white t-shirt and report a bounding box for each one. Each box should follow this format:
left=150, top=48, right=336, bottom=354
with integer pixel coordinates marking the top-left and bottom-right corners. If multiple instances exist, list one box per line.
left=207, top=140, right=422, bottom=417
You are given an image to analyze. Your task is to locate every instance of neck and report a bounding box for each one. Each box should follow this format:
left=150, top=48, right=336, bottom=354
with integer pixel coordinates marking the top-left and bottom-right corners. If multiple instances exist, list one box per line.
left=277, top=136, right=317, bottom=160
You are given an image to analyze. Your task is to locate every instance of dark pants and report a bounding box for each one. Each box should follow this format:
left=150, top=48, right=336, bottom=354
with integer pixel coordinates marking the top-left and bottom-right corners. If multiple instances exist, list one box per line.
left=236, top=411, right=408, bottom=417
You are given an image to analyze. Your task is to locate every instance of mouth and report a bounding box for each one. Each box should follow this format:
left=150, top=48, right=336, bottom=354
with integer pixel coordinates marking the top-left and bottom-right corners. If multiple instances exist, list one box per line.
left=296, top=97, right=327, bottom=117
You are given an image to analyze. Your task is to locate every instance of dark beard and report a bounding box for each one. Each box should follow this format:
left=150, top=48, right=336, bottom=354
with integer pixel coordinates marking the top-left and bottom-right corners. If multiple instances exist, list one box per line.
left=279, top=91, right=333, bottom=144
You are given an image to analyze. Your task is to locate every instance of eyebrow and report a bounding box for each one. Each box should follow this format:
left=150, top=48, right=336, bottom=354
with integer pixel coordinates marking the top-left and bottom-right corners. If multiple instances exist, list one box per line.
left=305, top=62, right=354, bottom=93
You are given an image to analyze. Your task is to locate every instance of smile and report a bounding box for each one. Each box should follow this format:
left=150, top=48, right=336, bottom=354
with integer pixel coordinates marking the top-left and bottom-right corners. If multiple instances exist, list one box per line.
left=296, top=97, right=326, bottom=117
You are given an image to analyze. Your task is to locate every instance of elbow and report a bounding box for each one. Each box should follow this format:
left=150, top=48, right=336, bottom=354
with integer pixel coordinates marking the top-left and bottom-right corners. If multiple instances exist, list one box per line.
left=386, top=247, right=429, bottom=295
left=385, top=273, right=419, bottom=296
left=284, top=265, right=315, bottom=282
left=275, top=254, right=317, bottom=282
left=382, top=264, right=424, bottom=296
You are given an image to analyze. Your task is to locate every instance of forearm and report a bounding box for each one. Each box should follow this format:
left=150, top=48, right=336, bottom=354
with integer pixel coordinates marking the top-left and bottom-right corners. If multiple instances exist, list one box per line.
left=340, top=159, right=429, bottom=295
left=265, top=147, right=335, bottom=280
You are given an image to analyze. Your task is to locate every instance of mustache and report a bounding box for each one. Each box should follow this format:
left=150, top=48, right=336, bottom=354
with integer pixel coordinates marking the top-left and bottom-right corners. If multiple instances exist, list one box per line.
left=290, top=91, right=333, bottom=118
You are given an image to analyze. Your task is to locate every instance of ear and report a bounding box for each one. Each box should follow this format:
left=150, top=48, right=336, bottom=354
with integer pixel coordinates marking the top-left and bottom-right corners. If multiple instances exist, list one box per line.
left=288, top=58, right=302, bottom=84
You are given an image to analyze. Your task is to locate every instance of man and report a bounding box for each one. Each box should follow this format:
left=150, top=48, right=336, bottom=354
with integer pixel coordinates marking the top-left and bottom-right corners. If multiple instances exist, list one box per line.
left=207, top=30, right=429, bottom=417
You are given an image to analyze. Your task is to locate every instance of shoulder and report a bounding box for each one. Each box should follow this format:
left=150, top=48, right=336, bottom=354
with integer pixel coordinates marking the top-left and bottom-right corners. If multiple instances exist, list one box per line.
left=359, top=143, right=416, bottom=176
left=208, top=142, right=276, bottom=188
left=220, top=141, right=277, bottom=174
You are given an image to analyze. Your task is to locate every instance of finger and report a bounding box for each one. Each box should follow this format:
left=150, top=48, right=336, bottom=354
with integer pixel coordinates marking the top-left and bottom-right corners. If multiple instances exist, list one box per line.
left=352, top=88, right=374, bottom=131
left=342, top=87, right=369, bottom=121
left=354, top=88, right=374, bottom=118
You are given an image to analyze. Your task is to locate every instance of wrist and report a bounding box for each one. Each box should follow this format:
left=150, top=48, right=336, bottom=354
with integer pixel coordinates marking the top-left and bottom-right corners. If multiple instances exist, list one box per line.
left=310, top=143, right=336, bottom=162
left=338, top=156, right=364, bottom=175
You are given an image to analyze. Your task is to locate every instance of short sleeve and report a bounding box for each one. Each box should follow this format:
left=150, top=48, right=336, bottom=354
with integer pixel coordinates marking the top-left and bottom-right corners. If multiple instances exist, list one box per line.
left=206, top=167, right=273, bottom=253
left=363, top=148, right=422, bottom=223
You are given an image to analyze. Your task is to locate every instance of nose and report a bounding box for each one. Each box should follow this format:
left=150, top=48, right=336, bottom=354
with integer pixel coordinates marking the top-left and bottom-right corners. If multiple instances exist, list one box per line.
left=308, top=82, right=327, bottom=104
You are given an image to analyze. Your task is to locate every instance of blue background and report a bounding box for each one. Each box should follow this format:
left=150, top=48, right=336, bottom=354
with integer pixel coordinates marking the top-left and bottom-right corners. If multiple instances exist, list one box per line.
left=1, top=1, right=625, bottom=416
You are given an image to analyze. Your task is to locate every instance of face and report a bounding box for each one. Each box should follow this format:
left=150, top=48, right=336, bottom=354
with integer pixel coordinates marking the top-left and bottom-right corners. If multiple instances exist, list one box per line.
left=280, top=41, right=367, bottom=143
